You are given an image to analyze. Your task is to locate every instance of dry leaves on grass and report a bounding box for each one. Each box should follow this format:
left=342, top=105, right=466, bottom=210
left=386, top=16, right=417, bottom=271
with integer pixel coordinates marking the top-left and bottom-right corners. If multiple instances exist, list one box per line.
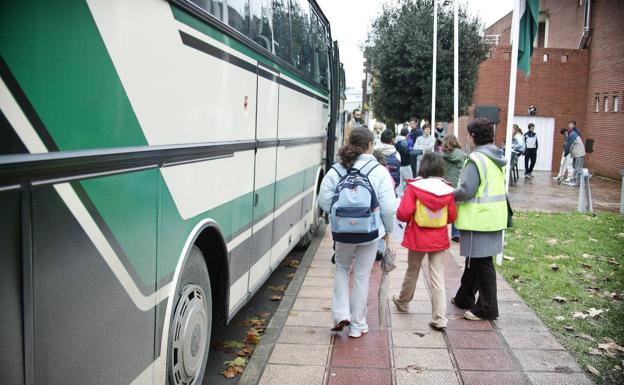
left=503, top=255, right=515, bottom=261
left=553, top=296, right=567, bottom=303
left=546, top=238, right=559, bottom=246
left=549, top=263, right=560, bottom=272
left=582, top=253, right=595, bottom=259
left=573, top=308, right=605, bottom=320
left=545, top=255, right=570, bottom=260
left=607, top=258, right=621, bottom=266
left=597, top=338, right=624, bottom=358
left=555, top=316, right=566, bottom=321
left=586, top=364, right=600, bottom=375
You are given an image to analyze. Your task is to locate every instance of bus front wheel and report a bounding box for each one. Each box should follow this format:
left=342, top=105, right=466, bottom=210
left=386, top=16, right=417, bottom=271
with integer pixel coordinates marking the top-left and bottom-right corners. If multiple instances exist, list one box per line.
left=168, top=246, right=212, bottom=385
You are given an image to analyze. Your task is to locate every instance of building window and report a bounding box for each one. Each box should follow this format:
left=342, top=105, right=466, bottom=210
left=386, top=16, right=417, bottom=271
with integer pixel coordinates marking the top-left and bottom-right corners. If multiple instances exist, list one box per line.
left=614, top=95, right=620, bottom=112
left=604, top=96, right=609, bottom=112
left=594, top=97, right=600, bottom=112
left=543, top=54, right=549, bottom=62
left=561, top=55, right=568, bottom=63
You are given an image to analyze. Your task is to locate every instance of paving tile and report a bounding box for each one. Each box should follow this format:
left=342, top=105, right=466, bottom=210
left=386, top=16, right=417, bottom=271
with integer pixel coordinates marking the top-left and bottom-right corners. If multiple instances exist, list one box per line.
left=277, top=326, right=333, bottom=345
left=446, top=318, right=494, bottom=331
left=331, top=345, right=389, bottom=368
left=334, top=330, right=388, bottom=348
left=497, top=290, right=523, bottom=302
left=310, top=259, right=335, bottom=268
left=327, top=367, right=392, bottom=385
left=494, top=316, right=548, bottom=332
left=500, top=330, right=564, bottom=350
left=387, top=290, right=431, bottom=305
left=306, top=267, right=335, bottom=277
left=258, top=364, right=325, bottom=385
left=525, top=372, right=594, bottom=385
left=390, top=313, right=434, bottom=330
left=498, top=302, right=534, bottom=316
left=446, top=330, right=505, bottom=349
left=292, top=297, right=332, bottom=311
left=298, top=286, right=334, bottom=299
left=453, top=349, right=516, bottom=371
left=395, top=370, right=460, bottom=385
left=392, top=330, right=446, bottom=348
left=285, top=311, right=333, bottom=327
left=512, top=349, right=582, bottom=372
left=390, top=300, right=432, bottom=314
left=302, top=276, right=335, bottom=287
left=461, top=371, right=529, bottom=385
left=393, top=348, right=454, bottom=369
left=268, top=343, right=330, bottom=366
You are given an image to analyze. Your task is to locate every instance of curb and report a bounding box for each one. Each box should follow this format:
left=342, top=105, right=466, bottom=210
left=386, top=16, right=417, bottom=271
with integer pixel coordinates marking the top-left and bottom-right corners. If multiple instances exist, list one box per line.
left=237, top=222, right=327, bottom=385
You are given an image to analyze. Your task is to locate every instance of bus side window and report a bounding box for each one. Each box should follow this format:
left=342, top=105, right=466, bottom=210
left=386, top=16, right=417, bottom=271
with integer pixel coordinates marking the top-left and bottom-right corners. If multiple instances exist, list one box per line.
left=312, top=12, right=329, bottom=88
left=250, top=0, right=274, bottom=52
left=272, top=0, right=290, bottom=61
left=227, top=0, right=249, bottom=35
left=290, top=0, right=312, bottom=76
left=190, top=0, right=226, bottom=21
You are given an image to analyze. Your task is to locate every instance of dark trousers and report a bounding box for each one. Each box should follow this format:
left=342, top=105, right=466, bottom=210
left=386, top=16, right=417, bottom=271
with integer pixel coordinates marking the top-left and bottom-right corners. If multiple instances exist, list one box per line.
left=524, top=148, right=537, bottom=175
left=454, top=257, right=499, bottom=319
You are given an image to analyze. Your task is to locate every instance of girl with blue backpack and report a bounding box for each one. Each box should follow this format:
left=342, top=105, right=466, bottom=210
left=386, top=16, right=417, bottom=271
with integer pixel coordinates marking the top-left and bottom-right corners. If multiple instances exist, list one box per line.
left=318, top=127, right=397, bottom=338
left=392, top=152, right=457, bottom=330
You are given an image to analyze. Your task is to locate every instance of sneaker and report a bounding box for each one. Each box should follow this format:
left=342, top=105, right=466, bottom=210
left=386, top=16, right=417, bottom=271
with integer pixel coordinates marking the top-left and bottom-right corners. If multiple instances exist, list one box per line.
left=348, top=327, right=369, bottom=338
left=563, top=181, right=577, bottom=187
left=451, top=236, right=460, bottom=243
left=428, top=321, right=446, bottom=331
left=331, top=319, right=350, bottom=331
left=524, top=174, right=530, bottom=178
left=529, top=174, right=534, bottom=179
left=563, top=178, right=573, bottom=182
left=392, top=296, right=408, bottom=313
left=464, top=311, right=482, bottom=321
left=552, top=176, right=561, bottom=181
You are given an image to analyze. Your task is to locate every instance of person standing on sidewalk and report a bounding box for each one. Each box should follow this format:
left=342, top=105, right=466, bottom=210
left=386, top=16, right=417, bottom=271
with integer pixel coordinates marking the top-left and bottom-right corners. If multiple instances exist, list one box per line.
left=452, top=118, right=507, bottom=321
left=441, top=134, right=467, bottom=243
left=563, top=120, right=586, bottom=187
left=395, top=127, right=413, bottom=197
left=392, top=152, right=457, bottom=330
left=344, top=108, right=363, bottom=142
left=318, top=127, right=397, bottom=338
left=412, top=124, right=435, bottom=175
left=524, top=123, right=538, bottom=178
left=554, top=128, right=575, bottom=183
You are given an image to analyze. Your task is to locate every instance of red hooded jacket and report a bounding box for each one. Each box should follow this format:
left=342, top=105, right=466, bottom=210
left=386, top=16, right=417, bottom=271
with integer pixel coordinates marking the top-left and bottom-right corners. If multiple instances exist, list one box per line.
left=397, top=177, right=457, bottom=252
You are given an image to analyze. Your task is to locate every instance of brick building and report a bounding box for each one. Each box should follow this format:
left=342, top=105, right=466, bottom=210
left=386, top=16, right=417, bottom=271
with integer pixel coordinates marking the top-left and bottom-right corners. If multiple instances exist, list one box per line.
left=470, top=0, right=623, bottom=179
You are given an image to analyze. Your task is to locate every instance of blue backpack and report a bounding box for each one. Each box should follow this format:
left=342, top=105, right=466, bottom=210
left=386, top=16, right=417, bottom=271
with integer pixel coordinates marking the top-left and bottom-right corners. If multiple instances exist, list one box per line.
left=383, top=151, right=401, bottom=186
left=329, top=160, right=381, bottom=244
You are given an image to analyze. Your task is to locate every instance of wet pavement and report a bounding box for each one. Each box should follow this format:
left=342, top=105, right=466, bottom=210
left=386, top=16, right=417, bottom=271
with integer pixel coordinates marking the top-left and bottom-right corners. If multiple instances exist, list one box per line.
left=240, top=225, right=594, bottom=385
left=508, top=171, right=621, bottom=213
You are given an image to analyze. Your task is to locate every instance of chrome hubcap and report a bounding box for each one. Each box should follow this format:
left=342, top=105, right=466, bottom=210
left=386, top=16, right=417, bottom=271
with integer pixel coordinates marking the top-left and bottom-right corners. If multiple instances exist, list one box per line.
left=170, top=285, right=208, bottom=385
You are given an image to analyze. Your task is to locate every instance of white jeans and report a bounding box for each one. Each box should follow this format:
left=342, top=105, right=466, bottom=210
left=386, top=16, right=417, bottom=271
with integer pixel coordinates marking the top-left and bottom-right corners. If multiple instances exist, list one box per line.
left=396, top=165, right=413, bottom=197
left=332, top=240, right=378, bottom=332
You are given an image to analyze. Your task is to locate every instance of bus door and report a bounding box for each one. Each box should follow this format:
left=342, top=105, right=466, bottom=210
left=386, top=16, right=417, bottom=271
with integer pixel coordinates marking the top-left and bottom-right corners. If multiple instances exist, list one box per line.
left=248, top=64, right=280, bottom=292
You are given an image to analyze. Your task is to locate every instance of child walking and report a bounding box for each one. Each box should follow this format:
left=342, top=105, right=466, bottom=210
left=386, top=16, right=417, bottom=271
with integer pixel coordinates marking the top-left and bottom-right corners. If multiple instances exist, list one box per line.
left=392, top=152, right=457, bottom=330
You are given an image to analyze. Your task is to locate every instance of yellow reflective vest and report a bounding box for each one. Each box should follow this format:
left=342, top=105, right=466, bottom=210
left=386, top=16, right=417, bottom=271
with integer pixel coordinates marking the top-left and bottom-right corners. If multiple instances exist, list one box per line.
left=454, top=152, right=508, bottom=231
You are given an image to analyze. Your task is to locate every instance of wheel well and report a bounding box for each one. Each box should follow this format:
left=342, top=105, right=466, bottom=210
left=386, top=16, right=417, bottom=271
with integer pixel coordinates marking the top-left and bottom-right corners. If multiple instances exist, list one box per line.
left=194, top=227, right=229, bottom=324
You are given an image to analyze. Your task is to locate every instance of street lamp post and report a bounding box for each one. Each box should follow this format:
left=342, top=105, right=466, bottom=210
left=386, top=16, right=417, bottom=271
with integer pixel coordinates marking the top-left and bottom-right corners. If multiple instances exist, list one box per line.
left=453, top=0, right=459, bottom=137
left=431, top=0, right=438, bottom=129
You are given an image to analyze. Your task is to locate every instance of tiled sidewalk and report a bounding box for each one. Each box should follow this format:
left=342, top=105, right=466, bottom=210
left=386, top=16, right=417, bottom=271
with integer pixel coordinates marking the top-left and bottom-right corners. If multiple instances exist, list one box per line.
left=255, top=227, right=594, bottom=385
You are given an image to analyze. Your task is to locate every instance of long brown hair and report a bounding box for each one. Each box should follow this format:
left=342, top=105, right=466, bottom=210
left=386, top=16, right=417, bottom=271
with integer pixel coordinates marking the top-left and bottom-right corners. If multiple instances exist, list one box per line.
left=442, top=134, right=461, bottom=153
left=339, top=127, right=374, bottom=168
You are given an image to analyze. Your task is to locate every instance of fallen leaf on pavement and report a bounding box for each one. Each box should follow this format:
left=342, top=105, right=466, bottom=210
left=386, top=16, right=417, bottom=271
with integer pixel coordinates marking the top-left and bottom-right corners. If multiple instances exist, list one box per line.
left=257, top=312, right=271, bottom=318
left=549, top=263, right=560, bottom=272
left=553, top=296, right=567, bottom=303
left=413, top=331, right=429, bottom=337
left=245, top=329, right=262, bottom=345
left=586, top=365, right=600, bottom=375
left=236, top=346, right=255, bottom=357
left=406, top=364, right=427, bottom=374
left=268, top=285, right=287, bottom=292
left=283, top=260, right=300, bottom=268
left=222, top=340, right=245, bottom=351
left=223, top=366, right=243, bottom=378
left=270, top=295, right=282, bottom=301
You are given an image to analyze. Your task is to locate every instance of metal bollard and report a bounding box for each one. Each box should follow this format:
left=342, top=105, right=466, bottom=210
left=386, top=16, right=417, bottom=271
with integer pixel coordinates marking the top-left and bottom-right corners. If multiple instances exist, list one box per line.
left=620, top=169, right=624, bottom=215
left=578, top=168, right=593, bottom=213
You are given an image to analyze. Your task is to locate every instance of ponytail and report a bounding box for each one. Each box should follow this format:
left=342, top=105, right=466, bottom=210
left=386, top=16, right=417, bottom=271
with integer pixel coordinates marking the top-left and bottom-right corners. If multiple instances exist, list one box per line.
left=338, top=127, right=374, bottom=168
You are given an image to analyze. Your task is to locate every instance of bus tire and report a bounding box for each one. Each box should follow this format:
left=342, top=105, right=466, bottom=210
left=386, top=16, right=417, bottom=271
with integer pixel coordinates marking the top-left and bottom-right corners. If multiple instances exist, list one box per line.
left=167, top=246, right=212, bottom=385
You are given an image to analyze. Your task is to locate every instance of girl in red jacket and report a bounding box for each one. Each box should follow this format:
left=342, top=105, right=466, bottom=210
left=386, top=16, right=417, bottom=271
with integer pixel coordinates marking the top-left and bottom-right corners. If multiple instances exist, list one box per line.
left=392, top=152, right=457, bottom=330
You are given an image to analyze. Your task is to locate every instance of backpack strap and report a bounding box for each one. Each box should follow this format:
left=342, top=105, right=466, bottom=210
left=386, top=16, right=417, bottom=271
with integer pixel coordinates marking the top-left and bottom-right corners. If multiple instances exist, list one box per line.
left=330, top=163, right=346, bottom=178
left=360, top=160, right=380, bottom=177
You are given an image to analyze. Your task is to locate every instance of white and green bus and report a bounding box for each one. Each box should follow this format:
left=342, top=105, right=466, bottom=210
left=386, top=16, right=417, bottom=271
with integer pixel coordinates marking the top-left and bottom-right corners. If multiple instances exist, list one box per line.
left=0, top=1, right=344, bottom=384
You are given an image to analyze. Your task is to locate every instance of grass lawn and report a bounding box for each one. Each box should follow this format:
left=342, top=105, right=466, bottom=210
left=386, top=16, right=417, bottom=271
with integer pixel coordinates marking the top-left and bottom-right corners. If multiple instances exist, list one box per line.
left=500, top=212, right=624, bottom=385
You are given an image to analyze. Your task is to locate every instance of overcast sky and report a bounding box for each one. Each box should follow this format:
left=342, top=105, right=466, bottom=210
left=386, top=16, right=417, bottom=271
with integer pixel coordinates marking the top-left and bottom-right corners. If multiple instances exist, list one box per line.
left=316, top=0, right=513, bottom=89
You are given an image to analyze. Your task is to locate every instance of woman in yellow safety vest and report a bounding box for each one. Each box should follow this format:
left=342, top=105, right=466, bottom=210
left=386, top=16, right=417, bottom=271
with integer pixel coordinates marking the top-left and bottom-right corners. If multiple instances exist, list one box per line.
left=452, top=118, right=508, bottom=321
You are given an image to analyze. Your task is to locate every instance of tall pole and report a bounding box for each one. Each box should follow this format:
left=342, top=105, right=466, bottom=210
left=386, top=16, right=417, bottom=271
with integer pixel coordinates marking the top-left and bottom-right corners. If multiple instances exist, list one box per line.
left=499, top=0, right=521, bottom=266
left=453, top=0, right=459, bottom=137
left=431, top=0, right=438, bottom=128
left=504, top=0, right=521, bottom=194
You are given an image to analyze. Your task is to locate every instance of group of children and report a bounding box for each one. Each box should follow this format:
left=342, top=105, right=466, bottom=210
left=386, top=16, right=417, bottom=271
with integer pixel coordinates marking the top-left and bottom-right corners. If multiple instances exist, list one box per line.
left=373, top=127, right=467, bottom=330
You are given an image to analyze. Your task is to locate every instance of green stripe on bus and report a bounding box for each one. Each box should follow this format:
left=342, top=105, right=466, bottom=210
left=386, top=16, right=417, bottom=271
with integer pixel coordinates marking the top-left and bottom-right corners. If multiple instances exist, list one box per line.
left=0, top=0, right=147, bottom=150
left=170, top=5, right=330, bottom=98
